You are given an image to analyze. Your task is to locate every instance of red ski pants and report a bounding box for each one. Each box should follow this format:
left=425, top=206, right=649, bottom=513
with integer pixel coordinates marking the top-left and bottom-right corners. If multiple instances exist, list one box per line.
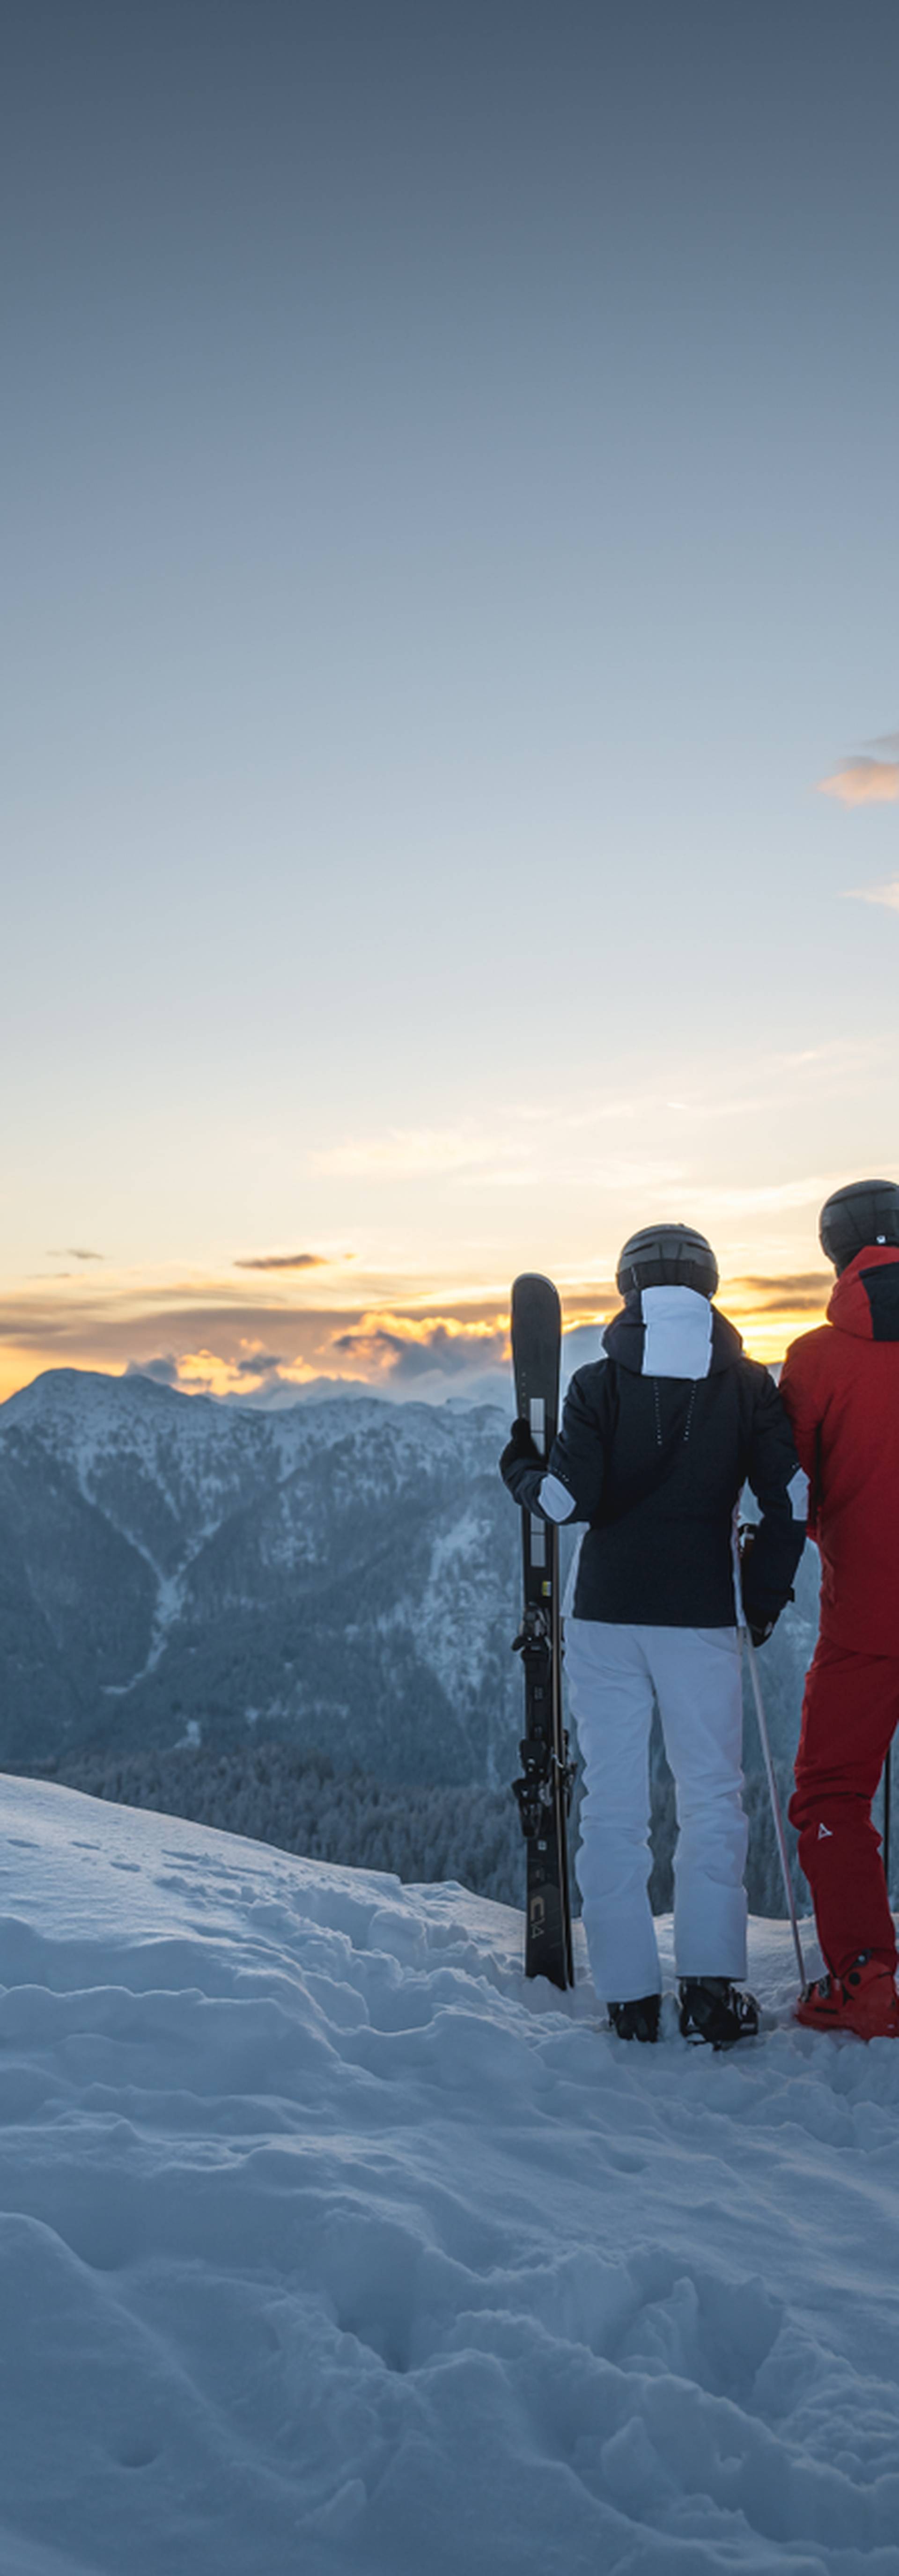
left=789, top=1636, right=899, bottom=1978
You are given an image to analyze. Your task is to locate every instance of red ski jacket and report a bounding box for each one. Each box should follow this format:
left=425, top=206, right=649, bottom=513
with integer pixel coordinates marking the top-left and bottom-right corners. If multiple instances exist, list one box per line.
left=780, top=1244, right=899, bottom=1655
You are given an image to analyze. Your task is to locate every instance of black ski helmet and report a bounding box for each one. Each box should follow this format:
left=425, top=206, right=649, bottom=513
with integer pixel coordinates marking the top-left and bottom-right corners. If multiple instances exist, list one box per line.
left=616, top=1223, right=719, bottom=1300
left=818, top=1178, right=899, bottom=1274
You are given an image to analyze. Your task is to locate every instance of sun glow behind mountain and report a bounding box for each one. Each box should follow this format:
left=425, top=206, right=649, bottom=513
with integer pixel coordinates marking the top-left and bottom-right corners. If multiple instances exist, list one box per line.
left=0, top=1251, right=831, bottom=1410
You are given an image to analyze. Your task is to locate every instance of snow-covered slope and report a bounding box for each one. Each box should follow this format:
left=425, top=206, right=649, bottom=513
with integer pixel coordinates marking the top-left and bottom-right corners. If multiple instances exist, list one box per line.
left=1, top=1778, right=898, bottom=2576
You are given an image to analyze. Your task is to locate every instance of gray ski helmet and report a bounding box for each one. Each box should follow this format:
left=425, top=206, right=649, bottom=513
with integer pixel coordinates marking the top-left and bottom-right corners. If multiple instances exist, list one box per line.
left=818, top=1178, right=899, bottom=1274
left=616, top=1223, right=719, bottom=1300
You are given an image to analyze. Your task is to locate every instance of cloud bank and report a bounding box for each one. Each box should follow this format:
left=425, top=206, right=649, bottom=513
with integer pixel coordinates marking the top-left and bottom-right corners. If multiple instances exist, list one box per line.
left=0, top=1241, right=843, bottom=1410
left=333, top=1315, right=508, bottom=1385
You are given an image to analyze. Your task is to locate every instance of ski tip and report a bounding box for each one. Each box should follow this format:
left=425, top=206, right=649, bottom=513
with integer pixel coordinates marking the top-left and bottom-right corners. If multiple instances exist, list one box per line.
left=510, top=1273, right=562, bottom=1322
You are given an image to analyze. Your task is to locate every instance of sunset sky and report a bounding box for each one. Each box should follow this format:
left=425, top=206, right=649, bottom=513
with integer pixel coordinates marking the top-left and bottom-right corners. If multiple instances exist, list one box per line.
left=2, top=1, right=897, bottom=1406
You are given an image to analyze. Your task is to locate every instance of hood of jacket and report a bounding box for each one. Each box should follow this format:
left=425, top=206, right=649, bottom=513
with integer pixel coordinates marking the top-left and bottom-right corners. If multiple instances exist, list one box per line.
left=827, top=1243, right=899, bottom=1343
left=602, top=1283, right=744, bottom=1379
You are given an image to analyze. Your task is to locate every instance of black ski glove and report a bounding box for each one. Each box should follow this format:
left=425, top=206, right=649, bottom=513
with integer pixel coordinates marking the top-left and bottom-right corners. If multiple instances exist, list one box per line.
left=499, top=1417, right=541, bottom=1487
left=739, top=1525, right=789, bottom=1650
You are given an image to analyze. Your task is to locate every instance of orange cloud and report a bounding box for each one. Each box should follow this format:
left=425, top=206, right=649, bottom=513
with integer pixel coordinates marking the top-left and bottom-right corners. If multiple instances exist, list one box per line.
left=818, top=758, right=899, bottom=806
left=333, top=1311, right=508, bottom=1383
left=233, top=1252, right=331, bottom=1271
left=842, top=879, right=899, bottom=912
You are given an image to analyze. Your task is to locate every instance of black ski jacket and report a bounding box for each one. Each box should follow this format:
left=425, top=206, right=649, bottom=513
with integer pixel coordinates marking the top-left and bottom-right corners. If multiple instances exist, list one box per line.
left=502, top=1289, right=806, bottom=1629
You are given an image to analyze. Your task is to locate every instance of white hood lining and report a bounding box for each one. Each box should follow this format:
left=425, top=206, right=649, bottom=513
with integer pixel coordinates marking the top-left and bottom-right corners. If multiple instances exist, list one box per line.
left=641, top=1285, right=713, bottom=1380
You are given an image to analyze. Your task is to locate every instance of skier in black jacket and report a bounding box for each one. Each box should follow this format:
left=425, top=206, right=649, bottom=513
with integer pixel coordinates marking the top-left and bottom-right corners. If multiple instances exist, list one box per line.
left=501, top=1225, right=806, bottom=2046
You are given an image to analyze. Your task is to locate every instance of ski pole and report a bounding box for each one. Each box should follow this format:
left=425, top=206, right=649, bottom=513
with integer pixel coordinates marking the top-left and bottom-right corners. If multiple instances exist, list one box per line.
left=742, top=1629, right=806, bottom=1990
left=884, top=1742, right=892, bottom=1899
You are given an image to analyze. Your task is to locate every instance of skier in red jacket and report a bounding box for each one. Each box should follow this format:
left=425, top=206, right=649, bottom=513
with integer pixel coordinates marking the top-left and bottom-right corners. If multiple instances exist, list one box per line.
left=780, top=1178, right=899, bottom=2039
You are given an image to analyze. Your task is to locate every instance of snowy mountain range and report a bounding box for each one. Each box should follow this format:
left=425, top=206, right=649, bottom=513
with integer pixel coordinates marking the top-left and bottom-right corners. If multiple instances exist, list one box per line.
left=0, top=1369, right=521, bottom=1780
left=0, top=1366, right=820, bottom=1799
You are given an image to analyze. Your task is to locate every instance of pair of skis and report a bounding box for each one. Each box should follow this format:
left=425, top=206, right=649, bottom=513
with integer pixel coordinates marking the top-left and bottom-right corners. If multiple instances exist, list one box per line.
left=509, top=1274, right=575, bottom=1991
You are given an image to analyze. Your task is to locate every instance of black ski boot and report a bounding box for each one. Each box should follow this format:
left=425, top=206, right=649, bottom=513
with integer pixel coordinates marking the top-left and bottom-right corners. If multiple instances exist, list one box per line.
left=678, top=1977, right=759, bottom=2049
left=607, top=1994, right=661, bottom=2043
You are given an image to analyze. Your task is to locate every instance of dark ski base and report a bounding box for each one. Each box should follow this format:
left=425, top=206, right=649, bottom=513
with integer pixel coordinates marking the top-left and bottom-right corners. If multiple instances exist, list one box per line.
left=510, top=1273, right=575, bottom=1990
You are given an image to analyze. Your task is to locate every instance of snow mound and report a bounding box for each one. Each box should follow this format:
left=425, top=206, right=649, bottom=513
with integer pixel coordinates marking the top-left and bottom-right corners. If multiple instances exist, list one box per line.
left=1, top=1778, right=899, bottom=2576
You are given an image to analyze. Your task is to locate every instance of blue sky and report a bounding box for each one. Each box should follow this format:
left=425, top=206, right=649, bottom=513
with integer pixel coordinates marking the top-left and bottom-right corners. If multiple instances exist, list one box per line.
left=1, top=1, right=897, bottom=1400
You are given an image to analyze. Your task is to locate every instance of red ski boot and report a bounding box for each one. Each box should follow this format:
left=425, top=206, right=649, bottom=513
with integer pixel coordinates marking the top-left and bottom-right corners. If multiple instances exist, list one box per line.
left=796, top=1953, right=899, bottom=2040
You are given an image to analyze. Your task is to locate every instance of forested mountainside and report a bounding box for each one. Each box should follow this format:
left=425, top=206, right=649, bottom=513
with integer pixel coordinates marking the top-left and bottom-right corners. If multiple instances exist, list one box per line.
left=0, top=1369, right=520, bottom=1779
left=0, top=1367, right=821, bottom=1771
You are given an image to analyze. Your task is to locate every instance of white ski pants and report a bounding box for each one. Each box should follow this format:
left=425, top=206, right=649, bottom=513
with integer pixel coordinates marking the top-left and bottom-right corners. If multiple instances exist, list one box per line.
left=564, top=1618, right=748, bottom=2005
